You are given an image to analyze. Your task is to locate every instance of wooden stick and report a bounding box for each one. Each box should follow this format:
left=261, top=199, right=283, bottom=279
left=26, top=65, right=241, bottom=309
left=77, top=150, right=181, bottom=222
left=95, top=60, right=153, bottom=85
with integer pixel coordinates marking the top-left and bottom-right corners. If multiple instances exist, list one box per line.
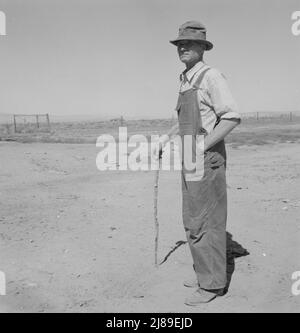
left=154, top=151, right=162, bottom=267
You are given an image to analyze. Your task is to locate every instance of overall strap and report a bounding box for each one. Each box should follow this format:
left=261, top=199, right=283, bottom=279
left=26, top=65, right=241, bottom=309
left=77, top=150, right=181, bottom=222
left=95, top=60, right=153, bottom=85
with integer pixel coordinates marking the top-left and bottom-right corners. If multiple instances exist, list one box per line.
left=192, top=66, right=211, bottom=89
left=193, top=67, right=211, bottom=134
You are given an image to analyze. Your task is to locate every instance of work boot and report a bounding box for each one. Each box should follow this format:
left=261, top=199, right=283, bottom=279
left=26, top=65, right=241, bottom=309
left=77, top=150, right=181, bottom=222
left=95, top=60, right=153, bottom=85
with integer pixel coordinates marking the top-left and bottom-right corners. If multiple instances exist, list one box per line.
left=183, top=277, right=199, bottom=288
left=184, top=288, right=224, bottom=306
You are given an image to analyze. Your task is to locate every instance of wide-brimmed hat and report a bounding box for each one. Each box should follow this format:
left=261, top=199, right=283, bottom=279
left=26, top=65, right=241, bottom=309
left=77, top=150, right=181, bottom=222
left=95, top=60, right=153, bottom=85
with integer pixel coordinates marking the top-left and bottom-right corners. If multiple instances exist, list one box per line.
left=170, top=21, right=213, bottom=51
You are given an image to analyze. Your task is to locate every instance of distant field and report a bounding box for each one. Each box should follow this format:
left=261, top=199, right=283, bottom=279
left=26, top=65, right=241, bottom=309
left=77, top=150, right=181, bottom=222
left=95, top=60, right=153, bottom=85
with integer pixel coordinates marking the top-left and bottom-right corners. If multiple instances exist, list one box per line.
left=1, top=117, right=300, bottom=147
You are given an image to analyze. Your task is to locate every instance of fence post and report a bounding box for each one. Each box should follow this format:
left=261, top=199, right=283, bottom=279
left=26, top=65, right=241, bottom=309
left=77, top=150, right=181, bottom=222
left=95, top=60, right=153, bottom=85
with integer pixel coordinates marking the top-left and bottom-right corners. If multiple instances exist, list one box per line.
left=46, top=113, right=50, bottom=131
left=290, top=112, right=293, bottom=122
left=256, top=112, right=259, bottom=121
left=36, top=115, right=39, bottom=128
left=13, top=115, right=17, bottom=133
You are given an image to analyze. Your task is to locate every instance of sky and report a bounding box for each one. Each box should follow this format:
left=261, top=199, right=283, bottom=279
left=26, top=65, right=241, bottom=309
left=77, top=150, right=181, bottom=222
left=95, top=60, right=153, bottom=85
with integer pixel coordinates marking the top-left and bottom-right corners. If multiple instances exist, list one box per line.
left=0, top=0, right=299, bottom=120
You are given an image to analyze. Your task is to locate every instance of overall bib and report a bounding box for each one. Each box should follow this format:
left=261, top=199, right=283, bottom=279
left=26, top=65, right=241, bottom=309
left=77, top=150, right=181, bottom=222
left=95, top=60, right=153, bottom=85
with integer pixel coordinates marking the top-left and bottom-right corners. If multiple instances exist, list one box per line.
left=176, top=68, right=227, bottom=290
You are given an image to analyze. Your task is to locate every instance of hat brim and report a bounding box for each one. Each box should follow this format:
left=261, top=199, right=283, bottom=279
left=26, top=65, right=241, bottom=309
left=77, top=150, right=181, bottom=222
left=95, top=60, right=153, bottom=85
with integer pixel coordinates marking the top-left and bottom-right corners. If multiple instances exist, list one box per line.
left=170, top=38, right=213, bottom=51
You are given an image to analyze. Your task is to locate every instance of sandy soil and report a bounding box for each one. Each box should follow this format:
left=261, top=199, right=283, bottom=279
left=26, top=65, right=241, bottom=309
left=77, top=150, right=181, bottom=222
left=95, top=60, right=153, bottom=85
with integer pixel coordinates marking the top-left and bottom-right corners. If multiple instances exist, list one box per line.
left=0, top=141, right=300, bottom=313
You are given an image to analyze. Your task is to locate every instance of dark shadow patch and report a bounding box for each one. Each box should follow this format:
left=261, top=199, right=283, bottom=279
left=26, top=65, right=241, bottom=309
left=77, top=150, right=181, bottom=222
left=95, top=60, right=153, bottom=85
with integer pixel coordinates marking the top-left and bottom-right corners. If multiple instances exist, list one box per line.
left=224, top=232, right=249, bottom=295
left=159, top=240, right=187, bottom=265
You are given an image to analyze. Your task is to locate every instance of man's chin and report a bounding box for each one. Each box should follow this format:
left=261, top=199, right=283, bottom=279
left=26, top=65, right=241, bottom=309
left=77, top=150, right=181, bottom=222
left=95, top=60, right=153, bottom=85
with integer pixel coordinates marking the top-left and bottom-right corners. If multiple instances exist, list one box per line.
left=179, top=57, right=190, bottom=64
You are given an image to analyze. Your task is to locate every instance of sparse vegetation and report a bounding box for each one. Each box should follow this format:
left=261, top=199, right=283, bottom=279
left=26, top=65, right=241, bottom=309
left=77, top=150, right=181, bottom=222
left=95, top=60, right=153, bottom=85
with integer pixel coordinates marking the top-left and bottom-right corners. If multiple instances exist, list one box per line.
left=1, top=117, right=300, bottom=147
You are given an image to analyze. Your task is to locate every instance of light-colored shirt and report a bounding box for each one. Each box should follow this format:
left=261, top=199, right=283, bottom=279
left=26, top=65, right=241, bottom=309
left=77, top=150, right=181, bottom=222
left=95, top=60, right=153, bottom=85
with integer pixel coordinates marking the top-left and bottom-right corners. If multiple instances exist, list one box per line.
left=177, top=61, right=241, bottom=134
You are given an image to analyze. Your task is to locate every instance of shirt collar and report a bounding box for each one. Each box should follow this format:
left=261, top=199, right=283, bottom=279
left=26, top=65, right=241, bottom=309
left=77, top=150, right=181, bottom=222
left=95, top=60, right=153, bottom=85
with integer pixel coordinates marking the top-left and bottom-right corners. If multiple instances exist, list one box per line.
left=180, top=61, right=205, bottom=83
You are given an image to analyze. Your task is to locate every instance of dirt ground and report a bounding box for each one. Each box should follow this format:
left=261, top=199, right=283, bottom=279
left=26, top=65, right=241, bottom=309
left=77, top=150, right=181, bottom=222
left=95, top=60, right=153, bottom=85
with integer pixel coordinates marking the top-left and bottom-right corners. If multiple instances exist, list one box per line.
left=0, top=140, right=300, bottom=313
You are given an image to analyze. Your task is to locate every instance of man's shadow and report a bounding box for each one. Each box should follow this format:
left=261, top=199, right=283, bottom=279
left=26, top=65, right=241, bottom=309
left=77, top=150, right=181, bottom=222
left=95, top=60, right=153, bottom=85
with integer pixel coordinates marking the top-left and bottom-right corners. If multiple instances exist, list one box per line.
left=159, top=232, right=249, bottom=294
left=224, top=231, right=249, bottom=294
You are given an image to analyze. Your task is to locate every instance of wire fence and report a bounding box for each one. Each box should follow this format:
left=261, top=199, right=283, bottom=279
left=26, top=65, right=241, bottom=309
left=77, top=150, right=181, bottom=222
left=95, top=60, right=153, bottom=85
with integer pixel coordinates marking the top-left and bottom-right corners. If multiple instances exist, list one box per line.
left=1, top=111, right=300, bottom=139
left=12, top=114, right=51, bottom=133
left=241, top=111, right=300, bottom=122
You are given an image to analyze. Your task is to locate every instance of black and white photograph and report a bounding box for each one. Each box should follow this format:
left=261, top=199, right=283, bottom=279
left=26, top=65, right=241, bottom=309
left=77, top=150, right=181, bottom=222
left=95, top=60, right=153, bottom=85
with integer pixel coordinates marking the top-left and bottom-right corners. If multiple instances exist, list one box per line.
left=0, top=0, right=300, bottom=315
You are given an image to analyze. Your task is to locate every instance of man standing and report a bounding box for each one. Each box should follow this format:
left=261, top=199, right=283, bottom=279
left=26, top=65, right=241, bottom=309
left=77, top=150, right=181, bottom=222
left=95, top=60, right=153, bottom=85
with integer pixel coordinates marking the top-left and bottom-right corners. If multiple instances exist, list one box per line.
left=155, top=21, right=241, bottom=305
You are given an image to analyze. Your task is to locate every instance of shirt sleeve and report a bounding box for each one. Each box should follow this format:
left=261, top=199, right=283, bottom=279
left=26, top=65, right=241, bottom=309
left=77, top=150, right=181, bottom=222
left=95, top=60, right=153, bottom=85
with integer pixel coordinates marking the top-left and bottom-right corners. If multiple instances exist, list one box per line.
left=206, top=68, right=241, bottom=122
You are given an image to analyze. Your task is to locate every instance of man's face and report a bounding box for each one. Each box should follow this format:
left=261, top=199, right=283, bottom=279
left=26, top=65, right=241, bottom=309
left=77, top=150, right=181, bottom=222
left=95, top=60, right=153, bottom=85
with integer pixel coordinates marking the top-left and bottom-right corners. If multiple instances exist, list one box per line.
left=177, top=40, right=205, bottom=66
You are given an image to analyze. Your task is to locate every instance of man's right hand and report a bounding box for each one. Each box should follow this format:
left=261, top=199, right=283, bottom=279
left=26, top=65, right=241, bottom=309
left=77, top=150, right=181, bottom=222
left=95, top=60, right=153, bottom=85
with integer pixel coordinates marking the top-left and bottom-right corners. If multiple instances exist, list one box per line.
left=151, top=143, right=163, bottom=160
left=151, top=134, right=169, bottom=160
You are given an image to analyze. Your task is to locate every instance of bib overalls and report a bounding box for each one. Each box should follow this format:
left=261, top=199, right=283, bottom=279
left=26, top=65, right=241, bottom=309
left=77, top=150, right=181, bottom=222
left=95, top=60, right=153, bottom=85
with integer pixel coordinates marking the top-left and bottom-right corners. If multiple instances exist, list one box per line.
left=176, top=68, right=227, bottom=290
